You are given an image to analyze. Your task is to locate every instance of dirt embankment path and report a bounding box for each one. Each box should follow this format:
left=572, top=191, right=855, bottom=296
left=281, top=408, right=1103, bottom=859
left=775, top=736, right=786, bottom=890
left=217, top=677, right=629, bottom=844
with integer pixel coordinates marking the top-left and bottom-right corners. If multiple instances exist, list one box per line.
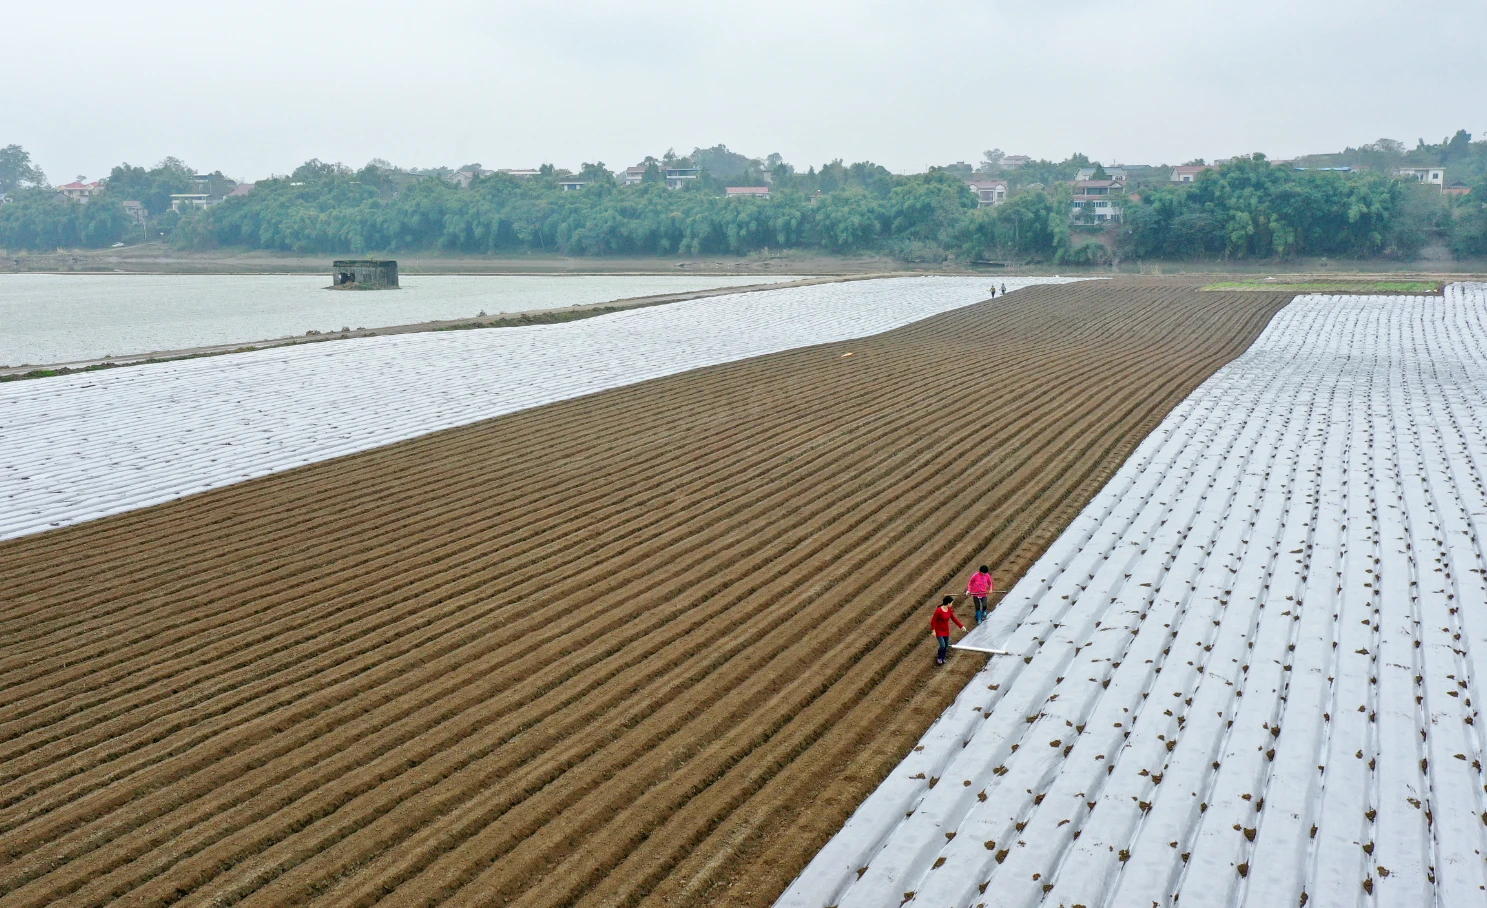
left=0, top=279, right=1292, bottom=907
left=0, top=274, right=885, bottom=379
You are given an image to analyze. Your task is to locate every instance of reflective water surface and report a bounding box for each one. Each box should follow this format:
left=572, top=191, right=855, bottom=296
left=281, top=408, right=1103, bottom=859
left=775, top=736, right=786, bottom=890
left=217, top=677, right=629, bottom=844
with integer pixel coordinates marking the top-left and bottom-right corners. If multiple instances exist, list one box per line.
left=0, top=273, right=800, bottom=366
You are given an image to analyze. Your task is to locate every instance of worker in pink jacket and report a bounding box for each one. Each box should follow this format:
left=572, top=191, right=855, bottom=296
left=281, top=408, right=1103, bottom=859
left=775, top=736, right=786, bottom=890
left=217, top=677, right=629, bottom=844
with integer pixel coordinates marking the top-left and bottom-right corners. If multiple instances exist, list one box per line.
left=967, top=565, right=995, bottom=624
left=931, top=595, right=966, bottom=665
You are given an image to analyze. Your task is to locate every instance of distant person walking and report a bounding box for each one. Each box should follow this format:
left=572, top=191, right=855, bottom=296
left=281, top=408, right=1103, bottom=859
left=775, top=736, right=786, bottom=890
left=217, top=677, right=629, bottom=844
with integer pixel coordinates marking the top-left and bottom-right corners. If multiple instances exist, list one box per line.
left=967, top=565, right=995, bottom=624
left=931, top=595, right=965, bottom=665
left=1000, top=282, right=1007, bottom=295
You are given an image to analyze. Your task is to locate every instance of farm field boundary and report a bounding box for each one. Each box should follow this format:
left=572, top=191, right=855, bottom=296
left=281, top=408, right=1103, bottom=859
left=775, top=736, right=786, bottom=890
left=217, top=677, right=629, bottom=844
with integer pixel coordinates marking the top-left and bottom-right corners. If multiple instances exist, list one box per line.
left=0, top=278, right=1291, bottom=907
left=1202, top=278, right=1443, bottom=294
left=783, top=283, right=1487, bottom=907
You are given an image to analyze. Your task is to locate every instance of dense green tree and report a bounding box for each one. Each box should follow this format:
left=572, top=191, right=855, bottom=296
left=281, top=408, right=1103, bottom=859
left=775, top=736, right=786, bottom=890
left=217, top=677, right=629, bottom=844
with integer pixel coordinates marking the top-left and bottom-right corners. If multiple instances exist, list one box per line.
left=690, top=145, right=756, bottom=180
left=1006, top=153, right=1088, bottom=192
left=0, top=149, right=1464, bottom=262
left=978, top=149, right=1005, bottom=173
left=887, top=171, right=976, bottom=243
left=292, top=159, right=353, bottom=183
left=0, top=187, right=128, bottom=249
left=0, top=145, right=48, bottom=195
left=1293, top=128, right=1486, bottom=186
left=1450, top=180, right=1487, bottom=257
left=174, top=154, right=1451, bottom=264
left=812, top=188, right=885, bottom=252
left=1118, top=155, right=1412, bottom=259
left=105, top=158, right=195, bottom=215
left=577, top=161, right=615, bottom=184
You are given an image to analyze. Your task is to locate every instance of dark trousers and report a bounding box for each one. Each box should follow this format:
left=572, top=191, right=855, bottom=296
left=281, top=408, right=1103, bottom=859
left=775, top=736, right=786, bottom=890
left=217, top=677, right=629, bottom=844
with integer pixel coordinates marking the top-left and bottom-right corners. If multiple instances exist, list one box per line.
left=973, top=596, right=988, bottom=623
left=937, top=635, right=950, bottom=660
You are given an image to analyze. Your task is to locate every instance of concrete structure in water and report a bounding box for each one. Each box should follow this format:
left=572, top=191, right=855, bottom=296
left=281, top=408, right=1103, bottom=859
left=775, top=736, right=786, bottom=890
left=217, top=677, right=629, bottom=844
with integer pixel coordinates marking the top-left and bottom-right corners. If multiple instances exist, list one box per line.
left=331, top=260, right=399, bottom=289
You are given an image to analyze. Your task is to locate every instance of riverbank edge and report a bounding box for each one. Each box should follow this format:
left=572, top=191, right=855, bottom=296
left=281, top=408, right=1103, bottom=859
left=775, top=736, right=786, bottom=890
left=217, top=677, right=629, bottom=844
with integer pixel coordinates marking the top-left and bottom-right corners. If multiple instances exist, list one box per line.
left=0, top=273, right=893, bottom=381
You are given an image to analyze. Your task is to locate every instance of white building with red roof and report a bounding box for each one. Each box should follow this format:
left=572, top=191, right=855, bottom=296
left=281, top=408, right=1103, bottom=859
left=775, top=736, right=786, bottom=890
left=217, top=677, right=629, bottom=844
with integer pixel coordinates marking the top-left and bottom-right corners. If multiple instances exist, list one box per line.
left=58, top=181, right=104, bottom=203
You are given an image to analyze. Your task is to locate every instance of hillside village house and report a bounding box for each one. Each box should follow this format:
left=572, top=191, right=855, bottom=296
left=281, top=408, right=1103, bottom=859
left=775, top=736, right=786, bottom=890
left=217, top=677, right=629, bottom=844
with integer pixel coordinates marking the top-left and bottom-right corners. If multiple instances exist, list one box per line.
left=619, top=165, right=709, bottom=190
left=122, top=200, right=147, bottom=225
left=1170, top=165, right=1216, bottom=182
left=169, top=193, right=217, bottom=212
left=1075, top=167, right=1127, bottom=182
left=58, top=180, right=104, bottom=202
left=192, top=173, right=236, bottom=196
left=725, top=186, right=770, bottom=199
left=451, top=168, right=518, bottom=188
left=1395, top=166, right=1445, bottom=187
left=1446, top=180, right=1472, bottom=197
left=497, top=168, right=541, bottom=179
left=1071, top=179, right=1125, bottom=222
left=1000, top=155, right=1031, bottom=170
left=664, top=167, right=700, bottom=189
left=968, top=179, right=1008, bottom=207
left=558, top=178, right=589, bottom=191
left=227, top=183, right=255, bottom=198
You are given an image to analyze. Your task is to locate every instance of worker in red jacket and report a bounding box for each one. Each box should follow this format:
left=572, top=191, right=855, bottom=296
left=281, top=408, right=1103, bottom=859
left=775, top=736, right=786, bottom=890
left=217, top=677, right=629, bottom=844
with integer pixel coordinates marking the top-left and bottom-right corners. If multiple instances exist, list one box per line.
left=931, top=595, right=966, bottom=665
left=967, top=565, right=995, bottom=624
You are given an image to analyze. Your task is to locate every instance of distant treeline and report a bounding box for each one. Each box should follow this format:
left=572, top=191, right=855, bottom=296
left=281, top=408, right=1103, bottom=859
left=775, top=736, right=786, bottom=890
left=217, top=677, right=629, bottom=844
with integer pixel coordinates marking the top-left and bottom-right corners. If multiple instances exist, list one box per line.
left=0, top=190, right=135, bottom=251
left=6, top=144, right=1487, bottom=261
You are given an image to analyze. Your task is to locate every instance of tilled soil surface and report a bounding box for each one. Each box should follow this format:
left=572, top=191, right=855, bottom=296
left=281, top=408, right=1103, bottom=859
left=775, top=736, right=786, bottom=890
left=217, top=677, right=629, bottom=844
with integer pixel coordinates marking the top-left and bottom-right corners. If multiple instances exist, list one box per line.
left=0, top=279, right=1291, bottom=908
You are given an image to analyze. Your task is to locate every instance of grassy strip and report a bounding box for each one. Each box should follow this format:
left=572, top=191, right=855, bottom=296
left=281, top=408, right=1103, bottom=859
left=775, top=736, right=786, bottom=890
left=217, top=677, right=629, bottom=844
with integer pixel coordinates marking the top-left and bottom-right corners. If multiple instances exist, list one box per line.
left=2, top=304, right=630, bottom=383
left=0, top=347, right=272, bottom=383
left=431, top=305, right=627, bottom=332
left=2, top=286, right=754, bottom=383
left=1202, top=279, right=1441, bottom=293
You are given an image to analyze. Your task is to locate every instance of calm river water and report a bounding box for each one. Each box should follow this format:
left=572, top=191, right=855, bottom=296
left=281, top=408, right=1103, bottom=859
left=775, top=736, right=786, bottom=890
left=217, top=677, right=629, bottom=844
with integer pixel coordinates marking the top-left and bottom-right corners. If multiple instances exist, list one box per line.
left=0, top=273, right=801, bottom=367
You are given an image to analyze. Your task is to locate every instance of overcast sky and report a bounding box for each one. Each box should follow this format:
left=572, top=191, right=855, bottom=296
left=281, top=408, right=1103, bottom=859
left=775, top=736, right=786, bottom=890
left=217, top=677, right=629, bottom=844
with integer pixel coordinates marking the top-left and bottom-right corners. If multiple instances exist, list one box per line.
left=7, top=0, right=1484, bottom=183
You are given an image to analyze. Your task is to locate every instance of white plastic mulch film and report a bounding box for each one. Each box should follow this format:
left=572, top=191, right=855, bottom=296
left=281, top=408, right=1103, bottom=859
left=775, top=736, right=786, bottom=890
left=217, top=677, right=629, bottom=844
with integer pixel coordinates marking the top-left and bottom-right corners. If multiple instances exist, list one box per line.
left=0, top=276, right=1072, bottom=540
left=779, top=284, right=1487, bottom=908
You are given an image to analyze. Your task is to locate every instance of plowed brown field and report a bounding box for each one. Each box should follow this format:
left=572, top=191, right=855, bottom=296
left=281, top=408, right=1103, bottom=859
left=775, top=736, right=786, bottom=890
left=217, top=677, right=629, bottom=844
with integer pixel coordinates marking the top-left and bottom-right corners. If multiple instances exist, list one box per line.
left=0, top=279, right=1292, bottom=908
